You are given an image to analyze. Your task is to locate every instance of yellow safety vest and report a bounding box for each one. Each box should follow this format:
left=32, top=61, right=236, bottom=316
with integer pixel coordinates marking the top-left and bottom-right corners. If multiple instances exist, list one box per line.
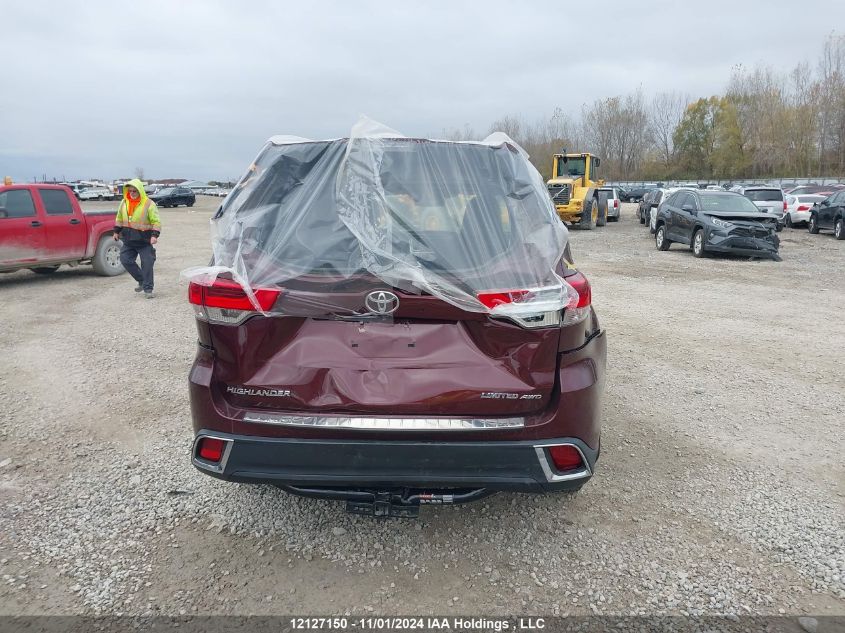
left=116, top=199, right=160, bottom=232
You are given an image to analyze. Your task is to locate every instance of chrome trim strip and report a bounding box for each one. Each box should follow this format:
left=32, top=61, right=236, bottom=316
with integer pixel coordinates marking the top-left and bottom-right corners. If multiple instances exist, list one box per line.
left=242, top=414, right=525, bottom=431
left=191, top=433, right=234, bottom=474
left=534, top=444, right=592, bottom=482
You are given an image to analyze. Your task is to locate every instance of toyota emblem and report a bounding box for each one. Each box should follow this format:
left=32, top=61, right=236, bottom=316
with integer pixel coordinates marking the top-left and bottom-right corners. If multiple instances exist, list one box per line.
left=364, top=290, right=400, bottom=315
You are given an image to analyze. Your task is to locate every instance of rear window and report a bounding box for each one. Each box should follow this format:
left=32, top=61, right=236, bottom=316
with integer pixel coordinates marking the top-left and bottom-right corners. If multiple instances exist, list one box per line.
left=744, top=189, right=783, bottom=202
left=0, top=189, right=36, bottom=218
left=215, top=138, right=560, bottom=290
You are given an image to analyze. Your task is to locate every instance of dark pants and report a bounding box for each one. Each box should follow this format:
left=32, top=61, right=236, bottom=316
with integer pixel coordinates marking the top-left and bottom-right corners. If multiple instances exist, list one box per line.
left=120, top=241, right=156, bottom=292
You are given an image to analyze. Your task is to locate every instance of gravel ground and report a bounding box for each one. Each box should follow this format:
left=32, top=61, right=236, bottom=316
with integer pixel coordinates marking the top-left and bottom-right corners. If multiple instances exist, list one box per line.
left=0, top=199, right=843, bottom=617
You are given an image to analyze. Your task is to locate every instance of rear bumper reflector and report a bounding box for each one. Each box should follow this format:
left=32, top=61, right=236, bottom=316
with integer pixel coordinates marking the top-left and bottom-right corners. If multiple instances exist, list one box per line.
left=241, top=414, right=525, bottom=431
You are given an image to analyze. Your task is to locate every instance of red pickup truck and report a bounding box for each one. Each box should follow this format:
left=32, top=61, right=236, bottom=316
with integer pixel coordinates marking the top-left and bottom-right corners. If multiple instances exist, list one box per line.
left=0, top=184, right=124, bottom=276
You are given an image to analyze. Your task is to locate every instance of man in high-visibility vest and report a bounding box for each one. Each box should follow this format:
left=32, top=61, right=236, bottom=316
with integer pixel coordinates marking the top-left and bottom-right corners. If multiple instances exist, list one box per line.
left=113, top=179, right=162, bottom=298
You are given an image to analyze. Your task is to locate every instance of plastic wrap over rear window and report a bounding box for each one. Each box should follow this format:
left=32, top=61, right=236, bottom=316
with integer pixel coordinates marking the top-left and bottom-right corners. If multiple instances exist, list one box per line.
left=185, top=117, right=576, bottom=317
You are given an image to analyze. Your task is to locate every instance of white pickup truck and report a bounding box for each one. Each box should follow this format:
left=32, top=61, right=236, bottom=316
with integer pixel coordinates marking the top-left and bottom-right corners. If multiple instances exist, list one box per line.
left=77, top=185, right=115, bottom=201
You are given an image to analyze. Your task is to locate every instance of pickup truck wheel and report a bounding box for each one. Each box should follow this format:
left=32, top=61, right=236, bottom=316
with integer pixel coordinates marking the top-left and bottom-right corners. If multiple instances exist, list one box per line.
left=835, top=218, right=845, bottom=240
left=808, top=214, right=820, bottom=234
left=187, top=201, right=194, bottom=208
left=31, top=265, right=60, bottom=274
left=92, top=237, right=125, bottom=276
left=784, top=213, right=793, bottom=228
left=639, top=212, right=645, bottom=225
left=655, top=225, right=671, bottom=251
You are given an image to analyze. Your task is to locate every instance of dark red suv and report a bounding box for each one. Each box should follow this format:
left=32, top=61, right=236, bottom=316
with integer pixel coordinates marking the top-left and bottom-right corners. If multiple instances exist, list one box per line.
left=187, top=129, right=606, bottom=517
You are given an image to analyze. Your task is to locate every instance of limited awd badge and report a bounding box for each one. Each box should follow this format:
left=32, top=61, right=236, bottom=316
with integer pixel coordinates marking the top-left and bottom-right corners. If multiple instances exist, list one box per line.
left=364, top=290, right=400, bottom=315
left=481, top=392, right=542, bottom=400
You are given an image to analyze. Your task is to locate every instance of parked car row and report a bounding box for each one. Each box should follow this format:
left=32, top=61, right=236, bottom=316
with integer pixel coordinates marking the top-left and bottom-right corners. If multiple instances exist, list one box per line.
left=632, top=181, right=845, bottom=261
left=637, top=188, right=669, bottom=229
left=618, top=184, right=659, bottom=203
left=59, top=182, right=117, bottom=201
left=783, top=183, right=844, bottom=196
left=614, top=181, right=845, bottom=198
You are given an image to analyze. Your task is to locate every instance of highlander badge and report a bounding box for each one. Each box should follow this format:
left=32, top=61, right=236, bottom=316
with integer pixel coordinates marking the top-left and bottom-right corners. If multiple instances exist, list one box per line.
left=226, top=386, right=292, bottom=397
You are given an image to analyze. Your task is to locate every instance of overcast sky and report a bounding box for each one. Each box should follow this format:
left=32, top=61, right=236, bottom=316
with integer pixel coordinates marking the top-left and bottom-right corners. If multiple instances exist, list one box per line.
left=0, top=1, right=841, bottom=182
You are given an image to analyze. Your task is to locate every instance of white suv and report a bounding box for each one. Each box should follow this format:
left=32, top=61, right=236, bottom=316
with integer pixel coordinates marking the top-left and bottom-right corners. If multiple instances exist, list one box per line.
left=738, top=186, right=785, bottom=231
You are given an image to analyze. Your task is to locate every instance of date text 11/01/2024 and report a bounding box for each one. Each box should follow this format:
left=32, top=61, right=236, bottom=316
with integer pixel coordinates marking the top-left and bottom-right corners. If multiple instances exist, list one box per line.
left=289, top=617, right=547, bottom=631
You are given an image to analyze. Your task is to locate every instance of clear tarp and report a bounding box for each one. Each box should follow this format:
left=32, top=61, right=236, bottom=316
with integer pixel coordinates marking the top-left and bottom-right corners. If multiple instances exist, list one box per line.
left=183, top=117, right=575, bottom=316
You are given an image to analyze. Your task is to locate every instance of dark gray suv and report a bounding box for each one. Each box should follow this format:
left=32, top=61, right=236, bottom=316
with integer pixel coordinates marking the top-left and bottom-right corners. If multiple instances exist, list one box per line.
left=654, top=190, right=780, bottom=260
left=150, top=186, right=195, bottom=208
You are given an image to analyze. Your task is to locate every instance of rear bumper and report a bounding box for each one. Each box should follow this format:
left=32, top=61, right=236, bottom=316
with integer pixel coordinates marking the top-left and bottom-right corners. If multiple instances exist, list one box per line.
left=192, top=432, right=598, bottom=493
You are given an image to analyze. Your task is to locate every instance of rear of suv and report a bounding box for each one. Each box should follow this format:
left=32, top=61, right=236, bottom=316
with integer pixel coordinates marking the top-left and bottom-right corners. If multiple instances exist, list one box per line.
left=739, top=186, right=785, bottom=231
left=598, top=187, right=621, bottom=222
left=186, top=123, right=606, bottom=516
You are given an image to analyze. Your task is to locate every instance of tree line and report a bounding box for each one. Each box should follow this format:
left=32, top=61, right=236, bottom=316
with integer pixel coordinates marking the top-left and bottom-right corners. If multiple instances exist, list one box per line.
left=444, top=34, right=845, bottom=182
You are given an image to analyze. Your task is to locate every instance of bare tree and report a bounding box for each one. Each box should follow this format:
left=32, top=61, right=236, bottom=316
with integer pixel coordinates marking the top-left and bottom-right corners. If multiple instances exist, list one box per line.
left=488, top=111, right=581, bottom=179
left=488, top=115, right=523, bottom=141
left=649, top=92, right=688, bottom=166
left=134, top=167, right=145, bottom=181
left=582, top=90, right=651, bottom=179
left=787, top=61, right=819, bottom=176
left=816, top=33, right=845, bottom=174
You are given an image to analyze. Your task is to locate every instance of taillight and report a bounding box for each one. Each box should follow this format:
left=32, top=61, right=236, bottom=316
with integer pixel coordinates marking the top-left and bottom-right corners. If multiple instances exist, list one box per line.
left=476, top=286, right=566, bottom=329
left=548, top=445, right=584, bottom=472
left=783, top=201, right=788, bottom=211
left=477, top=290, right=531, bottom=309
left=562, top=271, right=591, bottom=326
left=797, top=205, right=811, bottom=211
left=197, top=437, right=226, bottom=462
left=188, top=279, right=281, bottom=324
left=475, top=273, right=592, bottom=329
left=614, top=199, right=619, bottom=208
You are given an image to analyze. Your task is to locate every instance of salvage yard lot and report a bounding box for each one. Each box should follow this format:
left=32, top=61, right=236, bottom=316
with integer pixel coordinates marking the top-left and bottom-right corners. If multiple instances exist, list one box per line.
left=0, top=197, right=843, bottom=616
